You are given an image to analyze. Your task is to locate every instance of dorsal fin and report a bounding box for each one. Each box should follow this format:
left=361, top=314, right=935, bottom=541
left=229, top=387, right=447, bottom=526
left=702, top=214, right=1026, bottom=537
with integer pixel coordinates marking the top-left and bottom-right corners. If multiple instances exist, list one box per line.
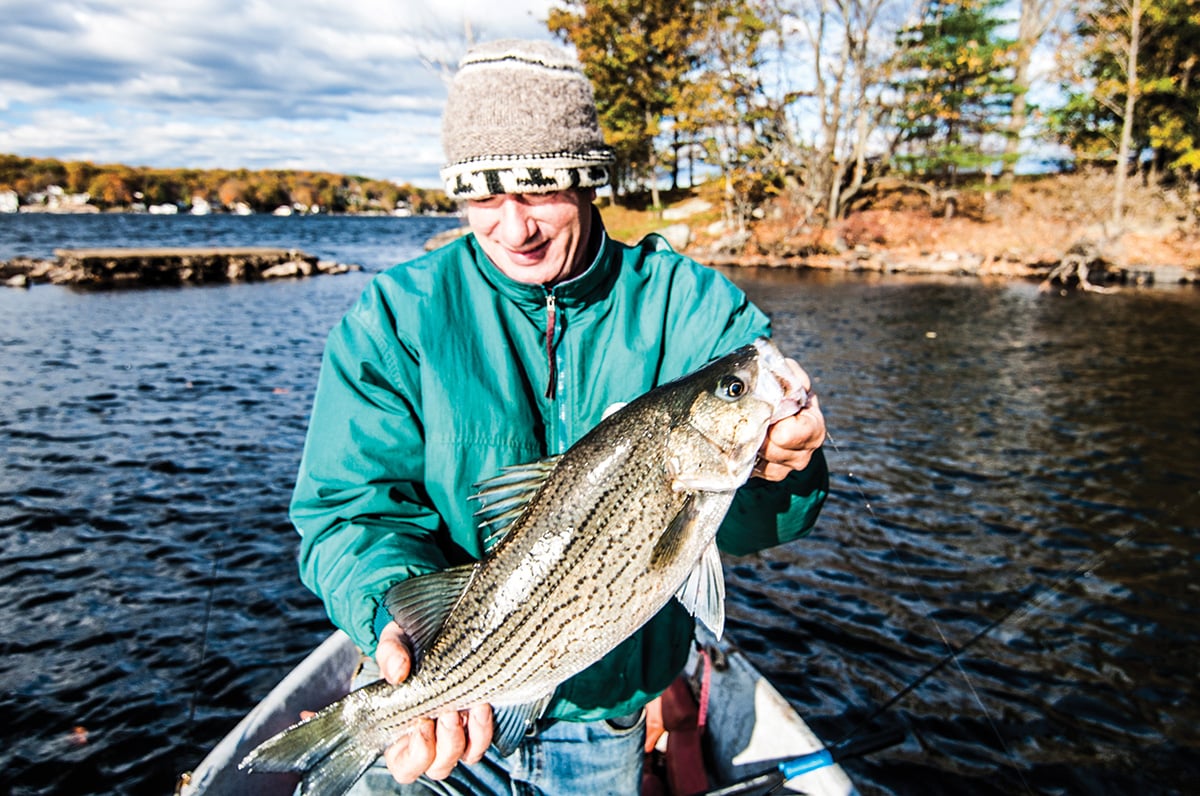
left=472, top=456, right=561, bottom=553
left=382, top=565, right=476, bottom=670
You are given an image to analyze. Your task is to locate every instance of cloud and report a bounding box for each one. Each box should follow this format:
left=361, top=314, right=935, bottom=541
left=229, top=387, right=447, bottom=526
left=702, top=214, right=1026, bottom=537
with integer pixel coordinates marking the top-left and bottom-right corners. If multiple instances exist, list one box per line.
left=0, top=0, right=558, bottom=186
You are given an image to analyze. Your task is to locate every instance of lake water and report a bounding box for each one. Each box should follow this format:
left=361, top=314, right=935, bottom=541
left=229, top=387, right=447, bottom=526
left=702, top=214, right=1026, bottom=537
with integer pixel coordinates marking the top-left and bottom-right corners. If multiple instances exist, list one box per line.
left=1, top=213, right=1197, bottom=795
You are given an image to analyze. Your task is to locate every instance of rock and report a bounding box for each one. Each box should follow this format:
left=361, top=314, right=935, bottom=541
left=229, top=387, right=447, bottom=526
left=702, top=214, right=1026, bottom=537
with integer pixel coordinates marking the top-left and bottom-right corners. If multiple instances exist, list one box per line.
left=1, top=248, right=359, bottom=288
left=661, top=198, right=713, bottom=221
left=657, top=223, right=692, bottom=251
left=316, top=260, right=355, bottom=276
left=425, top=226, right=470, bottom=251
left=261, top=260, right=304, bottom=279
left=1115, top=263, right=1192, bottom=286
left=713, top=230, right=752, bottom=256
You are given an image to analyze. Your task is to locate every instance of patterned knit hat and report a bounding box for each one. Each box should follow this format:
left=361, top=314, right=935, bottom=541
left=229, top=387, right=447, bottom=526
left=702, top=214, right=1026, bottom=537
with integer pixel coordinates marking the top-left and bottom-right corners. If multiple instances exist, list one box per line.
left=440, top=39, right=615, bottom=200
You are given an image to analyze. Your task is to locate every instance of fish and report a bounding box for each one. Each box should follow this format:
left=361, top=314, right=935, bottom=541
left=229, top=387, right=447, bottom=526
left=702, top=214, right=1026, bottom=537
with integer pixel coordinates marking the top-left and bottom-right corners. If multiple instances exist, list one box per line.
left=239, top=336, right=810, bottom=794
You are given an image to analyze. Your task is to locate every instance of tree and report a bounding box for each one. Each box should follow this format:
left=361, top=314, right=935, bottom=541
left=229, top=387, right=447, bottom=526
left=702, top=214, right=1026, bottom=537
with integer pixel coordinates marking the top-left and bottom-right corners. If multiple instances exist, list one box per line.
left=0, top=154, right=452, bottom=214
left=548, top=0, right=707, bottom=207
left=1055, top=0, right=1199, bottom=222
left=87, top=171, right=133, bottom=207
left=250, top=172, right=290, bottom=211
left=1109, top=0, right=1143, bottom=223
left=292, top=180, right=319, bottom=212
left=218, top=178, right=249, bottom=209
left=888, top=0, right=1019, bottom=186
left=1051, top=0, right=1163, bottom=223
left=65, top=160, right=98, bottom=195
left=999, top=0, right=1072, bottom=181
left=142, top=172, right=182, bottom=206
left=676, top=0, right=780, bottom=229
left=775, top=0, right=906, bottom=222
left=21, top=157, right=67, bottom=193
left=1141, top=0, right=1200, bottom=180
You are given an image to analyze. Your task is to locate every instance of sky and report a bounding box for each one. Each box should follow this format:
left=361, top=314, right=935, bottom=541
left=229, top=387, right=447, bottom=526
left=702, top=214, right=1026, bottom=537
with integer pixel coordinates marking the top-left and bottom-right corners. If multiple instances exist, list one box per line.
left=0, top=0, right=557, bottom=188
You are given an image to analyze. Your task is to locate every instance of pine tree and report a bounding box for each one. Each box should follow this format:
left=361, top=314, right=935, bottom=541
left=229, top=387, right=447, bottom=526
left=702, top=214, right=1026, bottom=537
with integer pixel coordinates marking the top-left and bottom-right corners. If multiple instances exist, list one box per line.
left=889, top=0, right=1019, bottom=185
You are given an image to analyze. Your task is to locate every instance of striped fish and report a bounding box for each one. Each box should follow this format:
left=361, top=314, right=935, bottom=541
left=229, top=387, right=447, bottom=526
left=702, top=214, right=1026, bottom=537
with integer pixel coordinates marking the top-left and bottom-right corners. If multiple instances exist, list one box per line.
left=240, top=337, right=809, bottom=794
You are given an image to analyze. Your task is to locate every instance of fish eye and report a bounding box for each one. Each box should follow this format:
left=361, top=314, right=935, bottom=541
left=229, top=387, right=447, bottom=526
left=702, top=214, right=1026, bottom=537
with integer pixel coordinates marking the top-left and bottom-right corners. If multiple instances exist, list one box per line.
left=716, top=375, right=746, bottom=401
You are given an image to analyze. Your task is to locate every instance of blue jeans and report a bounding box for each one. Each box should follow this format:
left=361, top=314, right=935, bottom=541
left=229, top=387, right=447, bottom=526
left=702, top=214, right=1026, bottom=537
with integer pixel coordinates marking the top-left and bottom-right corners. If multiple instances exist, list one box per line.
left=344, top=658, right=646, bottom=796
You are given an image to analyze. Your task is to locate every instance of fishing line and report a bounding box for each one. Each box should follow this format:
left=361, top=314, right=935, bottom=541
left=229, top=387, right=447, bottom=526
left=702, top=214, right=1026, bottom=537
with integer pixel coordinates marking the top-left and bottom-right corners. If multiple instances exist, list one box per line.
left=186, top=544, right=221, bottom=734
left=824, top=430, right=1034, bottom=792
left=831, top=525, right=1138, bottom=746
left=819, top=432, right=1196, bottom=787
left=711, top=443, right=1196, bottom=794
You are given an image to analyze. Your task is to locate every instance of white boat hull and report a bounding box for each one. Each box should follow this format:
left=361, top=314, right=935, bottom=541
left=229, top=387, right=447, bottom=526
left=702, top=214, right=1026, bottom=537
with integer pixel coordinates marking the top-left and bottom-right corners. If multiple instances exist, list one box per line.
left=178, top=631, right=855, bottom=795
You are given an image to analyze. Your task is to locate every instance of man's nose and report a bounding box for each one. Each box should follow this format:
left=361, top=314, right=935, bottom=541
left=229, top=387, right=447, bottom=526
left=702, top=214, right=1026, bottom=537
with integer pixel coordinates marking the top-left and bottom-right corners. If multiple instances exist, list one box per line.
left=495, top=197, right=535, bottom=247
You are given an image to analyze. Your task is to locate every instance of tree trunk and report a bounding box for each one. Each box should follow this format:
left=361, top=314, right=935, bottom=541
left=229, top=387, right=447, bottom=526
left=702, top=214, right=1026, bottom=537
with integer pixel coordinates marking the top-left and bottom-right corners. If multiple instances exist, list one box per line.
left=669, top=128, right=680, bottom=192
left=1112, top=0, right=1142, bottom=225
left=1002, top=42, right=1033, bottom=182
left=647, top=110, right=661, bottom=215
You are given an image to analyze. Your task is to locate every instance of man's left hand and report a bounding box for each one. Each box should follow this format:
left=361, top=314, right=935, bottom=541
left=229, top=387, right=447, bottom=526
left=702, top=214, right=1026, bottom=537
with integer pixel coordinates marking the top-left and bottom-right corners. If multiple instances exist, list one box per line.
left=753, top=360, right=825, bottom=481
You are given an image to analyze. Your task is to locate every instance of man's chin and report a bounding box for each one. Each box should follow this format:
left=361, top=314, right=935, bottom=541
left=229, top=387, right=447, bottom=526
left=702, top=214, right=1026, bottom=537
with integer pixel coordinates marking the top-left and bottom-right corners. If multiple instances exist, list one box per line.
left=496, top=257, right=567, bottom=286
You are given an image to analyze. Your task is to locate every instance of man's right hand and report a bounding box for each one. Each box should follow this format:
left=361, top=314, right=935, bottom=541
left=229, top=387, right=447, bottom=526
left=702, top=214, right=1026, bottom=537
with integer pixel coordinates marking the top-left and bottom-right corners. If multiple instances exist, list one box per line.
left=375, top=621, right=495, bottom=782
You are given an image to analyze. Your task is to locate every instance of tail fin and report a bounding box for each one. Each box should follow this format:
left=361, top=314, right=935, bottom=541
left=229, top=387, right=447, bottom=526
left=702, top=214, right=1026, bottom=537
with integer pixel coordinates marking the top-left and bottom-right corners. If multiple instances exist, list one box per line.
left=239, top=681, right=391, bottom=793
left=239, top=707, right=347, bottom=773
left=294, top=737, right=382, bottom=796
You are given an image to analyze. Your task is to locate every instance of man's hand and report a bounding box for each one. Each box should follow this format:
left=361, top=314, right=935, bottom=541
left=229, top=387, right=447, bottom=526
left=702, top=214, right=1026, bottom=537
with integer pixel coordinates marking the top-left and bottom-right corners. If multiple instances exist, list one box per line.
left=753, top=359, right=825, bottom=482
left=376, top=621, right=494, bottom=783
left=644, top=695, right=665, bottom=754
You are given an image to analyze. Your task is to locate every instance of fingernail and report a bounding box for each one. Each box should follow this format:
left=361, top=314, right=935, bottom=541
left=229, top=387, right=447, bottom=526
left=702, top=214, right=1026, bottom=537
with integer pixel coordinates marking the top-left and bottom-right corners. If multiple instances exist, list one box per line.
left=382, top=657, right=400, bottom=683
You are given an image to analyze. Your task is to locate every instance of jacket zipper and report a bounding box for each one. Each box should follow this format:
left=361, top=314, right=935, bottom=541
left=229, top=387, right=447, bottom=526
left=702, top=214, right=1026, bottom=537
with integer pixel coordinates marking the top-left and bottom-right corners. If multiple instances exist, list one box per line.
left=544, top=292, right=557, bottom=400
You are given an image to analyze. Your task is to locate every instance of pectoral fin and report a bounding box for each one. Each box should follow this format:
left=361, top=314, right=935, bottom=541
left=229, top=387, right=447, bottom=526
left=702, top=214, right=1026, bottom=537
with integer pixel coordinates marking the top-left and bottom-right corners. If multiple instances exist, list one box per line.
left=650, top=495, right=699, bottom=570
left=674, top=541, right=726, bottom=639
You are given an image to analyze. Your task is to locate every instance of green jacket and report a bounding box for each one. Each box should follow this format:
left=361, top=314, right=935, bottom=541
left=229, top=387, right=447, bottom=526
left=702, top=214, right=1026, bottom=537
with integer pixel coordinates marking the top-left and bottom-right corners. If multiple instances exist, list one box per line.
left=291, top=216, right=828, bottom=721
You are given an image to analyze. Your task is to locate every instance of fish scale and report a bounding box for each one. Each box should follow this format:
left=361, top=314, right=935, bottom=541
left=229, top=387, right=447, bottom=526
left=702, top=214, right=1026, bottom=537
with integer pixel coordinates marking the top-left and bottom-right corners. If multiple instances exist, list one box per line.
left=241, top=337, right=806, bottom=795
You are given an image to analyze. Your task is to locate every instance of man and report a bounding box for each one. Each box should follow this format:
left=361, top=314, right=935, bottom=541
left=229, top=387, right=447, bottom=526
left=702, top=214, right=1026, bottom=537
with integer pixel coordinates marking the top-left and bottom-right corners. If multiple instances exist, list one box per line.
left=291, top=38, right=828, bottom=794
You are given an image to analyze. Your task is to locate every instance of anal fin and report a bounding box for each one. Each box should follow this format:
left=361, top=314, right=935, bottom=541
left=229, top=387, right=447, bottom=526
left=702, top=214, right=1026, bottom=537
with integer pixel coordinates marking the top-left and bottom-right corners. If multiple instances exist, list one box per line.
left=491, top=693, right=555, bottom=757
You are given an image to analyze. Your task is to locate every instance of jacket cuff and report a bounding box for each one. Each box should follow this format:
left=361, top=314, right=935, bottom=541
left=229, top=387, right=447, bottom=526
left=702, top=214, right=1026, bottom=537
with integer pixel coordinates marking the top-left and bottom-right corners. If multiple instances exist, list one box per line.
left=371, top=600, right=395, bottom=652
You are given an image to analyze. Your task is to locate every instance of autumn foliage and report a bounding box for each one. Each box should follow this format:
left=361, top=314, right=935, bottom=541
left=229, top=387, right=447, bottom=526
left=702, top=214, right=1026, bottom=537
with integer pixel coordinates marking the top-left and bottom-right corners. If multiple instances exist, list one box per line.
left=0, top=154, right=455, bottom=214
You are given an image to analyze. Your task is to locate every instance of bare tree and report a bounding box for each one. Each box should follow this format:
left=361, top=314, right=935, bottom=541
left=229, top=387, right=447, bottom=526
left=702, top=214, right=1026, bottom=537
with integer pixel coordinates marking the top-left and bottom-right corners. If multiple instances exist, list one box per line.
left=778, top=0, right=904, bottom=224
left=415, top=16, right=478, bottom=85
left=1109, top=0, right=1142, bottom=224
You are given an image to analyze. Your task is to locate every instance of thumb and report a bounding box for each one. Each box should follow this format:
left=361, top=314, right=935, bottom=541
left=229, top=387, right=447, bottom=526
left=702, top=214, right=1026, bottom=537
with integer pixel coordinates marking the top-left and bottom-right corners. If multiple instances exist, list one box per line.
left=376, top=621, right=413, bottom=685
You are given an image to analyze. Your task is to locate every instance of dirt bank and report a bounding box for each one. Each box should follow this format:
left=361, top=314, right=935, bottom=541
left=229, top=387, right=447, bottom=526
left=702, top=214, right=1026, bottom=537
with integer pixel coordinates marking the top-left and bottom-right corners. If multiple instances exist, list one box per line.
left=611, top=172, right=1200, bottom=289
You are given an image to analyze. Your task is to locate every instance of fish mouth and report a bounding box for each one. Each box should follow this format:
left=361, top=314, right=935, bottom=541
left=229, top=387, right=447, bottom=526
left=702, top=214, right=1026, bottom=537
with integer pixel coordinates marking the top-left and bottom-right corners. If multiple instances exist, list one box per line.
left=753, top=338, right=810, bottom=423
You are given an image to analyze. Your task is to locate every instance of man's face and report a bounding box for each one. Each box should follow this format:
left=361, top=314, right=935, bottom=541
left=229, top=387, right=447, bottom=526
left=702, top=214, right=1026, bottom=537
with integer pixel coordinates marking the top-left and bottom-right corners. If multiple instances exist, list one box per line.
left=466, top=189, right=594, bottom=286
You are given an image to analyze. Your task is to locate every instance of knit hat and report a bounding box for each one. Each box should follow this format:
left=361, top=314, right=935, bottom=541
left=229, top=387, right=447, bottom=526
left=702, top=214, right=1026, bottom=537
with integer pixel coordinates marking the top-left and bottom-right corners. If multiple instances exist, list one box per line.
left=440, top=39, right=615, bottom=200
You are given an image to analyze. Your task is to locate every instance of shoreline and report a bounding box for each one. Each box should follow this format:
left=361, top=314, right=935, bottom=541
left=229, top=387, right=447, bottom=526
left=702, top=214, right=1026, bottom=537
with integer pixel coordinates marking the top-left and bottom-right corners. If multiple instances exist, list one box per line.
left=5, top=243, right=1197, bottom=292
left=3, top=213, right=1197, bottom=292
left=701, top=250, right=1199, bottom=290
